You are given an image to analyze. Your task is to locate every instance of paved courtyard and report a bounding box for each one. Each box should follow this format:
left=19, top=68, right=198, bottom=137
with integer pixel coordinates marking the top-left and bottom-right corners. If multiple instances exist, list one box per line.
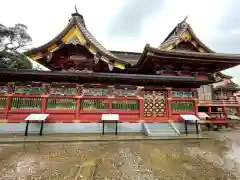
left=0, top=133, right=240, bottom=180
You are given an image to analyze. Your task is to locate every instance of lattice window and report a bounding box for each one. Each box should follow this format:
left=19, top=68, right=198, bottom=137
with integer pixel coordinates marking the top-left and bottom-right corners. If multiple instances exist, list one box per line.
left=82, top=88, right=108, bottom=96
left=50, top=87, right=76, bottom=95
left=47, top=99, right=76, bottom=110
left=143, top=91, right=166, bottom=117
left=0, top=86, right=8, bottom=94
left=13, top=86, right=44, bottom=94
left=81, top=99, right=108, bottom=110
left=112, top=100, right=139, bottom=110
left=0, top=97, right=6, bottom=109
left=172, top=91, right=193, bottom=98
left=11, top=98, right=42, bottom=110
left=114, top=89, right=136, bottom=96
left=171, top=101, right=194, bottom=112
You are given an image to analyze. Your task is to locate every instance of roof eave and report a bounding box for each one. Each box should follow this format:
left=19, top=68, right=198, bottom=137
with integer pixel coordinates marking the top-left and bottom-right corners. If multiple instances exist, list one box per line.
left=186, top=25, right=214, bottom=53
left=24, top=18, right=76, bottom=57
left=149, top=46, right=240, bottom=62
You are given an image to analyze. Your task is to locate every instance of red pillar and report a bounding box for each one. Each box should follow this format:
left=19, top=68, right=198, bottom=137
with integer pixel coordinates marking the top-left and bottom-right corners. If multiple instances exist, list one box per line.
left=208, top=106, right=211, bottom=113
left=192, top=88, right=198, bottom=115
left=4, top=84, right=13, bottom=120
left=75, top=84, right=81, bottom=121
left=41, top=84, right=48, bottom=114
left=167, top=87, right=172, bottom=120
left=108, top=85, right=114, bottom=114
left=137, top=86, right=144, bottom=122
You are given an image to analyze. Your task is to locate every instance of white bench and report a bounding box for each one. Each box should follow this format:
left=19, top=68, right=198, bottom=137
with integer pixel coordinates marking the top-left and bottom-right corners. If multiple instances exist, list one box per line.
left=24, top=114, right=49, bottom=136
left=101, top=114, right=119, bottom=135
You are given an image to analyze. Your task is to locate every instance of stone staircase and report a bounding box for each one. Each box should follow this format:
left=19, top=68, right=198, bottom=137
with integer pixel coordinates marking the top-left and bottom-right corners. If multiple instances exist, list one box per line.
left=142, top=123, right=180, bottom=136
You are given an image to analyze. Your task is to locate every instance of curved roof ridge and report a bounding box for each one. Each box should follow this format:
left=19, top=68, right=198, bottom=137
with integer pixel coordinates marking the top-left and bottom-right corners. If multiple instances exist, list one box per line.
left=24, top=12, right=130, bottom=69
left=159, top=17, right=215, bottom=53
left=75, top=16, right=119, bottom=59
left=24, top=18, right=75, bottom=56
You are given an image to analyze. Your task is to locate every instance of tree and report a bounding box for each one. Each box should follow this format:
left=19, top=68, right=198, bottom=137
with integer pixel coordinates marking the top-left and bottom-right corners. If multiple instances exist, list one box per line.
left=0, top=23, right=33, bottom=69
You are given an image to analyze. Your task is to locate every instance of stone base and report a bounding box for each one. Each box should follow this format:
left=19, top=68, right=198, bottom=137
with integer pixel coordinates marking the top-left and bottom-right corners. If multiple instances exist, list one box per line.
left=0, top=123, right=143, bottom=134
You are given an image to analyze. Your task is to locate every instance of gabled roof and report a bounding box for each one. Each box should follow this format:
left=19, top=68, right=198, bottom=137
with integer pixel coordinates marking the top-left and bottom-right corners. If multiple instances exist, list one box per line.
left=159, top=16, right=214, bottom=53
left=213, top=79, right=240, bottom=90
left=25, top=12, right=129, bottom=70
left=214, top=72, right=233, bottom=81
left=131, top=44, right=240, bottom=70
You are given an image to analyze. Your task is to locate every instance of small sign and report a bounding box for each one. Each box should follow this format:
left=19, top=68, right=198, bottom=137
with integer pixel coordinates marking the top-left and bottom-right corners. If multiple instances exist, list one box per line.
left=102, top=114, right=119, bottom=121
left=180, top=114, right=200, bottom=121
left=25, top=114, right=49, bottom=121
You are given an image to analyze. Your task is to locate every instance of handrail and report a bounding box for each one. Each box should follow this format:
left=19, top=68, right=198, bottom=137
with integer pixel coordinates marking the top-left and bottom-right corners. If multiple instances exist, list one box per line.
left=169, top=122, right=180, bottom=134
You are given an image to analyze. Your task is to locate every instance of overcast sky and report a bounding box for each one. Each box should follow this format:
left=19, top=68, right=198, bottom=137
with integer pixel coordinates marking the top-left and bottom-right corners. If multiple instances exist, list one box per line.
left=0, top=0, right=239, bottom=84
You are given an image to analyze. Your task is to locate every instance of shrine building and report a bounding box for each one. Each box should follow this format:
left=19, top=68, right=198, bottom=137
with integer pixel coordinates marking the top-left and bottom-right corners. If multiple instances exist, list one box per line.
left=0, top=11, right=240, bottom=135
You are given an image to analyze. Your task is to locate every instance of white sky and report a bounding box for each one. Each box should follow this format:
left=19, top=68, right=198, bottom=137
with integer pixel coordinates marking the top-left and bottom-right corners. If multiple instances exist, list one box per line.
left=0, top=0, right=239, bottom=84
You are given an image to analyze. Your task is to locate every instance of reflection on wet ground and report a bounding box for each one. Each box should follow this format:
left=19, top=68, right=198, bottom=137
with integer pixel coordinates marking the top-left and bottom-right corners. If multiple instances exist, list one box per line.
left=0, top=134, right=240, bottom=179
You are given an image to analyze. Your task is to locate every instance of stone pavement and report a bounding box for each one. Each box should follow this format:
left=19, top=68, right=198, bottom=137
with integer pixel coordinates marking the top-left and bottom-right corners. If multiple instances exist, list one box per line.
left=0, top=133, right=208, bottom=144
left=0, top=136, right=237, bottom=180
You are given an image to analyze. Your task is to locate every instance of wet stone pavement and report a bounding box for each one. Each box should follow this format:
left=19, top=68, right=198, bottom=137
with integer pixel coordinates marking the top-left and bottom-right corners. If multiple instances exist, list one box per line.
left=0, top=136, right=240, bottom=180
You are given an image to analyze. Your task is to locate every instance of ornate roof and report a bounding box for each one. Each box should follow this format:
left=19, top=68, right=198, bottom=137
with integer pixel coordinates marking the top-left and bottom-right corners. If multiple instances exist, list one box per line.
left=159, top=16, right=214, bottom=53
left=131, top=44, right=240, bottom=71
left=25, top=12, right=129, bottom=70
left=25, top=12, right=240, bottom=73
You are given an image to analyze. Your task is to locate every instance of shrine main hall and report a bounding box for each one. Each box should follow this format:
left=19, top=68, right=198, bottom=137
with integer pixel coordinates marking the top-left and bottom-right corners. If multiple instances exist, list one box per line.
left=0, top=11, right=240, bottom=135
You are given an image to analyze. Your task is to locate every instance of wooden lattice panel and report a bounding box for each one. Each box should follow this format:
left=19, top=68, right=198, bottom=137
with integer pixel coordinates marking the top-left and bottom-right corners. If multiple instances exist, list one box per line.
left=143, top=91, right=166, bottom=117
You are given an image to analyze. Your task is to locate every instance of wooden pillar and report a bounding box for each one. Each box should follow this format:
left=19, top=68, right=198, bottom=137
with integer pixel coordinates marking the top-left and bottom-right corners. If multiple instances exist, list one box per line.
left=41, top=83, right=48, bottom=114
left=167, top=87, right=172, bottom=119
left=137, top=86, right=144, bottom=121
left=76, top=84, right=82, bottom=121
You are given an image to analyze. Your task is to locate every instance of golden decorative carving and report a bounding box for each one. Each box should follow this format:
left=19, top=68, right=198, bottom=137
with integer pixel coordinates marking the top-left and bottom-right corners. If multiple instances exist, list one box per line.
left=143, top=91, right=166, bottom=117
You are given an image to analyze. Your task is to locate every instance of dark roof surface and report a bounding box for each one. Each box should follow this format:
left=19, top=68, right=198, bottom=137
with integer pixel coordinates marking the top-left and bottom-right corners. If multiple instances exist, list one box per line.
left=110, top=50, right=141, bottom=65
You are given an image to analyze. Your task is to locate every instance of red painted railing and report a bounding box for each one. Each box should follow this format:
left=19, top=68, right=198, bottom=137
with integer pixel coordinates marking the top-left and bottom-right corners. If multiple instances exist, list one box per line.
left=0, top=88, right=199, bottom=123
left=0, top=94, right=141, bottom=123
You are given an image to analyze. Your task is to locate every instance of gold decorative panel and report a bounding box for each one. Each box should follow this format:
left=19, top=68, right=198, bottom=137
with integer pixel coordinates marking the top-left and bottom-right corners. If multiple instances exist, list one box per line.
left=143, top=91, right=166, bottom=117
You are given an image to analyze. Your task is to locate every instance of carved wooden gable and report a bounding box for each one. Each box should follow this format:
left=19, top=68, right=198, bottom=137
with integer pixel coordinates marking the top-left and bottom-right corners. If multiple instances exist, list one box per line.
left=159, top=19, right=214, bottom=53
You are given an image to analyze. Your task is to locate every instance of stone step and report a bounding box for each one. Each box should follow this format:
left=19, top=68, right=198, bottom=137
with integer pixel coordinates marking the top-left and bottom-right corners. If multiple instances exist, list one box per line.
left=149, top=129, right=175, bottom=133
left=148, top=133, right=179, bottom=137
left=143, top=123, right=179, bottom=137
